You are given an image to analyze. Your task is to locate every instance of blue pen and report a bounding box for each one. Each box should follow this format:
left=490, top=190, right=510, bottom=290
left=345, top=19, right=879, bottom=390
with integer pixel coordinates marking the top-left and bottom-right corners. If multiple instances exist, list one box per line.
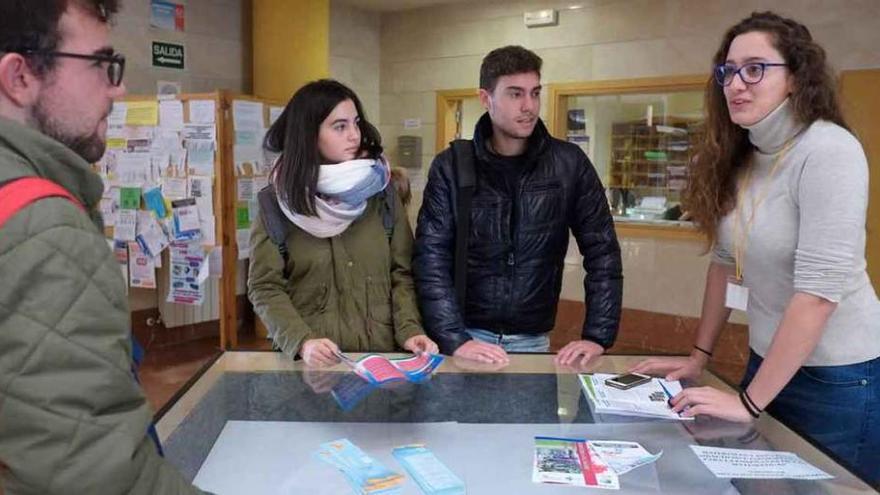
left=657, top=380, right=683, bottom=417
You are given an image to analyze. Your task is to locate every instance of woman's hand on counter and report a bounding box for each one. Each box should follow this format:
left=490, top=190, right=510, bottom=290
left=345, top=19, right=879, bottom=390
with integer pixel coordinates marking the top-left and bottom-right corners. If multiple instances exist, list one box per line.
left=404, top=335, right=439, bottom=355
left=671, top=386, right=754, bottom=423
left=301, top=338, right=341, bottom=368
left=629, top=354, right=708, bottom=381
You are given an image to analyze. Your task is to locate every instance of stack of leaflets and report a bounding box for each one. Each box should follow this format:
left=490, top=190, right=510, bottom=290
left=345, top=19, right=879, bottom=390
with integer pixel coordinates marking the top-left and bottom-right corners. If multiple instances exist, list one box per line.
left=315, top=438, right=404, bottom=494
left=392, top=445, right=465, bottom=495
left=578, top=373, right=693, bottom=421
left=533, top=438, right=662, bottom=490
left=337, top=352, right=444, bottom=385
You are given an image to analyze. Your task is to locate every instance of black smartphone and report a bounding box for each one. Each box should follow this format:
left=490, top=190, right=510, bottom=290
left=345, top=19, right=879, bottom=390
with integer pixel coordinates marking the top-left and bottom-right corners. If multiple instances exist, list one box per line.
left=604, top=372, right=652, bottom=390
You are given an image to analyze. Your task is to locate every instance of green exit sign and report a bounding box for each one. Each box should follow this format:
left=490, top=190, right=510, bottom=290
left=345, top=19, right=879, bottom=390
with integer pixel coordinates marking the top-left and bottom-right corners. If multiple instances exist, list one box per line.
left=152, top=41, right=185, bottom=69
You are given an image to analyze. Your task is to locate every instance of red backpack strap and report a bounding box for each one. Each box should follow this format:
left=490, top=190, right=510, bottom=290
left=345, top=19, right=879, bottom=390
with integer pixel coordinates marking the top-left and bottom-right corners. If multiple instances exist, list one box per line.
left=0, top=177, right=85, bottom=230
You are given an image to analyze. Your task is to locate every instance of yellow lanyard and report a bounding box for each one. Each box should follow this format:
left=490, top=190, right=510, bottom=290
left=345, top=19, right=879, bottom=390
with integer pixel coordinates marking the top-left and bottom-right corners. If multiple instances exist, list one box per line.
left=732, top=141, right=794, bottom=282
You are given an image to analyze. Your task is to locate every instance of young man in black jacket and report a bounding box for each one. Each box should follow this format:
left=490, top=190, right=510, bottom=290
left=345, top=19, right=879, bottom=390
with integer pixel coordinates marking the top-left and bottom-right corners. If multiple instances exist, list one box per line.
left=413, top=45, right=623, bottom=366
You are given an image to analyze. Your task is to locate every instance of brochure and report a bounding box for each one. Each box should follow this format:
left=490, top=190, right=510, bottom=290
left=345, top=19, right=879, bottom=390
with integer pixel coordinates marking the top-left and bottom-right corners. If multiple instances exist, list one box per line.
left=337, top=352, right=444, bottom=385
left=532, top=437, right=619, bottom=490
left=579, top=373, right=693, bottom=421
left=392, top=444, right=465, bottom=495
left=315, top=438, right=404, bottom=494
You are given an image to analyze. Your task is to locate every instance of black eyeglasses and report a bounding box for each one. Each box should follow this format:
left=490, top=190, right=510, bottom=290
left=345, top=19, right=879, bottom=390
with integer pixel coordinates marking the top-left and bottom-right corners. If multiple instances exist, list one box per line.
left=23, top=50, right=126, bottom=87
left=714, top=62, right=787, bottom=87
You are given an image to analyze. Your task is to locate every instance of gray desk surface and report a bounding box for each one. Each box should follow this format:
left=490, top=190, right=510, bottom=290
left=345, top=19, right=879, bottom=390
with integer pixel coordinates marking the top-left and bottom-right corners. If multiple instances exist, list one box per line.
left=157, top=352, right=877, bottom=494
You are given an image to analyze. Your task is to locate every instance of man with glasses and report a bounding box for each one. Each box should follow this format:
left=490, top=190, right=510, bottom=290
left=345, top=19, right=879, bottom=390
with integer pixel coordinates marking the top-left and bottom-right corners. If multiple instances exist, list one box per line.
left=0, top=1, right=204, bottom=493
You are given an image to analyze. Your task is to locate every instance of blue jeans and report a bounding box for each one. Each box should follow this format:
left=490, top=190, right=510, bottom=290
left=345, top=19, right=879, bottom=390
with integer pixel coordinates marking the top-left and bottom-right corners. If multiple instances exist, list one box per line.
left=466, top=328, right=550, bottom=353
left=741, top=350, right=880, bottom=486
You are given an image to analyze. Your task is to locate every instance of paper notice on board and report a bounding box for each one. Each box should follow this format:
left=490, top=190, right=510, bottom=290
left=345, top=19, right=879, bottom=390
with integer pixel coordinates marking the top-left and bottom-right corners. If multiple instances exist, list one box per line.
left=186, top=139, right=215, bottom=176
left=188, top=175, right=214, bottom=217
left=269, top=106, right=284, bottom=126
left=167, top=241, right=207, bottom=305
left=159, top=100, right=185, bottom=131
left=236, top=229, right=251, bottom=260
left=188, top=100, right=216, bottom=124
left=116, top=152, right=151, bottom=186
left=168, top=148, right=187, bottom=177
left=199, top=214, right=216, bottom=247
left=183, top=123, right=216, bottom=143
left=126, top=101, right=159, bottom=126
left=108, top=102, right=127, bottom=127
left=237, top=178, right=255, bottom=202
left=128, top=242, right=157, bottom=289
left=162, top=177, right=188, bottom=201
left=136, top=211, right=170, bottom=258
left=208, top=247, right=223, bottom=277
left=689, top=446, right=833, bottom=480
left=99, top=187, right=120, bottom=226
left=115, top=209, right=137, bottom=241
left=232, top=100, right=264, bottom=130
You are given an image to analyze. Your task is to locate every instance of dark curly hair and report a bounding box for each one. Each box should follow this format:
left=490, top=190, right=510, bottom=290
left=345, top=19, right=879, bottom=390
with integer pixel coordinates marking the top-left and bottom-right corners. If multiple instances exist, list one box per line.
left=685, top=11, right=848, bottom=247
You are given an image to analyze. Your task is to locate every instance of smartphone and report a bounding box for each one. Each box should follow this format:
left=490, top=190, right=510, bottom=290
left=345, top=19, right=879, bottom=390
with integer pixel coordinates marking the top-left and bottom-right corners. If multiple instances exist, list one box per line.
left=604, top=372, right=652, bottom=390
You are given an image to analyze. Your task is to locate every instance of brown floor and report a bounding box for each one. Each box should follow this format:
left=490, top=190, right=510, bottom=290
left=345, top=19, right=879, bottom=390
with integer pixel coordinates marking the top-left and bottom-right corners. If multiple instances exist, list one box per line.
left=139, top=305, right=750, bottom=414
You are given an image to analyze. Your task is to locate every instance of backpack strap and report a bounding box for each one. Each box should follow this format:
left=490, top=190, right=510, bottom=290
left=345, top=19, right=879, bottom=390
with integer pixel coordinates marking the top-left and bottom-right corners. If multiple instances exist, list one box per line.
left=380, top=182, right=396, bottom=242
left=257, top=183, right=292, bottom=278
left=0, top=176, right=84, bottom=230
left=450, top=139, right=476, bottom=313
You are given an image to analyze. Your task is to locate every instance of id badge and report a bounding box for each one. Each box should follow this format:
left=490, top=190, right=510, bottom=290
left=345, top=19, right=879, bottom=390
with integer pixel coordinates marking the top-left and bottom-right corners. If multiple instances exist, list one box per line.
left=725, top=277, right=749, bottom=311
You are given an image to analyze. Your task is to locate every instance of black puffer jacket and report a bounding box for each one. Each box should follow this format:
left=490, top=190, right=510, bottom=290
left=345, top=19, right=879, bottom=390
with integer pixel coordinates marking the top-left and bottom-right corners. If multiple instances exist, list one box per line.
left=413, top=113, right=623, bottom=355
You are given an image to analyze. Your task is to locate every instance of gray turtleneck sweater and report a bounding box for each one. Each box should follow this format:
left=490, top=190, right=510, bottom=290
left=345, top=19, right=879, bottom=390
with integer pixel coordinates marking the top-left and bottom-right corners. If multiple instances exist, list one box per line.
left=713, top=100, right=880, bottom=366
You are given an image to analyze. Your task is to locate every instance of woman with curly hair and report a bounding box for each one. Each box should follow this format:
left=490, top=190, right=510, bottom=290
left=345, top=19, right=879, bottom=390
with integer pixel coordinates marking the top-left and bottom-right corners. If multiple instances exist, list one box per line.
left=632, top=12, right=879, bottom=483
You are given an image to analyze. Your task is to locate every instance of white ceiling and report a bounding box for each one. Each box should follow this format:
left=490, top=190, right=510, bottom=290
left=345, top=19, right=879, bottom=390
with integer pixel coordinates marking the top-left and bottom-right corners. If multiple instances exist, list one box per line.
left=334, top=0, right=473, bottom=13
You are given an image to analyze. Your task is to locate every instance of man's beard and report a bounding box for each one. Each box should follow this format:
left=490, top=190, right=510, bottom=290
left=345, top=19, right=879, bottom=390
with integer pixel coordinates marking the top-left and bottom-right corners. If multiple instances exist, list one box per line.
left=32, top=97, right=108, bottom=164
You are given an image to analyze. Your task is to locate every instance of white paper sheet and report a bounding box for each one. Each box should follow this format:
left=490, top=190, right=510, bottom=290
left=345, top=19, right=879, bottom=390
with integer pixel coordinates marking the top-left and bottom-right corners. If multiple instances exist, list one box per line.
left=232, top=100, right=264, bottom=131
left=188, top=100, right=216, bottom=124
left=128, top=241, right=157, bottom=289
left=114, top=209, right=137, bottom=241
left=108, top=101, right=127, bottom=127
left=159, top=100, right=185, bottom=131
left=162, top=177, right=188, bottom=201
left=689, top=446, right=833, bottom=480
left=186, top=139, right=215, bottom=176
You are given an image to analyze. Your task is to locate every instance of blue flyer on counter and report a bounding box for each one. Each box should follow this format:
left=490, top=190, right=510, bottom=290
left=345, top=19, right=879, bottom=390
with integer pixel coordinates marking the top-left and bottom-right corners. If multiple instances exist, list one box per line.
left=393, top=444, right=465, bottom=495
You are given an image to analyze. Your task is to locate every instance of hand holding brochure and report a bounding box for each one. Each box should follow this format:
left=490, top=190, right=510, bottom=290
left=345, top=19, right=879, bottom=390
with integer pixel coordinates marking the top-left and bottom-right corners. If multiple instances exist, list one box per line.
left=579, top=373, right=694, bottom=420
left=337, top=351, right=444, bottom=385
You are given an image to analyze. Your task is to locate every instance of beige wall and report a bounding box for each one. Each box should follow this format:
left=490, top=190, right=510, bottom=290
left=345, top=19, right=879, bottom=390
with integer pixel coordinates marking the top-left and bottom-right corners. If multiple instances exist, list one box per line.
left=111, top=0, right=251, bottom=96
left=330, top=1, right=382, bottom=123
left=377, top=0, right=879, bottom=319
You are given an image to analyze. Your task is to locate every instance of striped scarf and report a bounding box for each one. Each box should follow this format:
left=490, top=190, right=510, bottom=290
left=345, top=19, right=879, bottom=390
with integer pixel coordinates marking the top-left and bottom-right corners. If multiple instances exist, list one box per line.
left=277, top=158, right=390, bottom=238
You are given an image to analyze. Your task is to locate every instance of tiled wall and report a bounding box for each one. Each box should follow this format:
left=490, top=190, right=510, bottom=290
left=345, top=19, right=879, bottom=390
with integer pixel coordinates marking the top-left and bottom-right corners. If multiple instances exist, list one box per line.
left=377, top=0, right=880, bottom=318
left=378, top=0, right=880, bottom=170
left=110, top=0, right=251, bottom=96
left=330, top=1, right=382, bottom=123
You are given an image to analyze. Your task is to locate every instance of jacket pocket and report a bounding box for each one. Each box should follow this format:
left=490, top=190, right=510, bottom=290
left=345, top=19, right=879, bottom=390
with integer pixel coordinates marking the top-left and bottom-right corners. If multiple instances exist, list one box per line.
left=521, top=180, right=563, bottom=231
left=798, top=363, right=870, bottom=387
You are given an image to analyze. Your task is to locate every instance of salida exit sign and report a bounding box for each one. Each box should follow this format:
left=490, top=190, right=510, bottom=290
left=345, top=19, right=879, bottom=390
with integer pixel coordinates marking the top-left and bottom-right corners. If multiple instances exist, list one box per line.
left=152, top=41, right=185, bottom=70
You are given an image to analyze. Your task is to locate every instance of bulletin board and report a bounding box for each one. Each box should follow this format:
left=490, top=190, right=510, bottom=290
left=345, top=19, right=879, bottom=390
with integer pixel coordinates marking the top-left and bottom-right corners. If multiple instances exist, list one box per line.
left=93, top=91, right=284, bottom=349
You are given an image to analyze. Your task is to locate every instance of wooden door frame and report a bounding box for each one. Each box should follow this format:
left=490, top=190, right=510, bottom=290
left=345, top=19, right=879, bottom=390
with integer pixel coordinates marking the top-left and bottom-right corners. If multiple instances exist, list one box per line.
left=435, top=88, right=479, bottom=154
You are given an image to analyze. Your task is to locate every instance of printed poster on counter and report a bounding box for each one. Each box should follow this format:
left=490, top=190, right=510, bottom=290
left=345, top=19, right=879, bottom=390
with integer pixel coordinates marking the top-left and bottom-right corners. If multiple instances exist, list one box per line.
left=167, top=241, right=209, bottom=305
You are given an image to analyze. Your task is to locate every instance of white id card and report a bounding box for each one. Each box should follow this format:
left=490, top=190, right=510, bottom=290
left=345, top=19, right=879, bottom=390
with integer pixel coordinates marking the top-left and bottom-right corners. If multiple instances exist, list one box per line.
left=725, top=279, right=749, bottom=311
